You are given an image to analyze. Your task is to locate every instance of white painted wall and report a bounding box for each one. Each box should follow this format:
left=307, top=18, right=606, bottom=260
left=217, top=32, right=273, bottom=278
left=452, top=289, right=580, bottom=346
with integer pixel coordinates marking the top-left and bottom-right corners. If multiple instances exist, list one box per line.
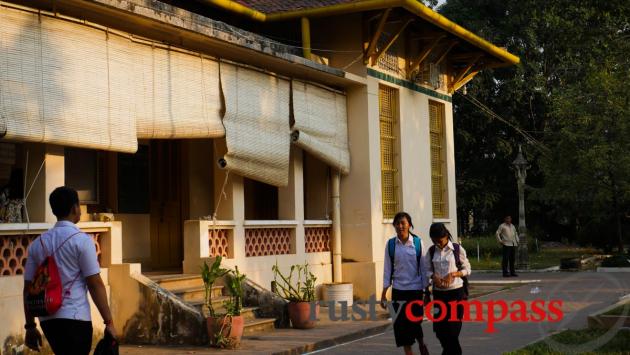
left=340, top=74, right=458, bottom=297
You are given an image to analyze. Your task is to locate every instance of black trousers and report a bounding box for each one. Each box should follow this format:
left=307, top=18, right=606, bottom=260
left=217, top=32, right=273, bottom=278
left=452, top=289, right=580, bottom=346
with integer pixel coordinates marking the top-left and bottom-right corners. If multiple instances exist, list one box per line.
left=432, top=287, right=465, bottom=355
left=40, top=319, right=93, bottom=355
left=391, top=289, right=425, bottom=347
left=502, top=245, right=516, bottom=275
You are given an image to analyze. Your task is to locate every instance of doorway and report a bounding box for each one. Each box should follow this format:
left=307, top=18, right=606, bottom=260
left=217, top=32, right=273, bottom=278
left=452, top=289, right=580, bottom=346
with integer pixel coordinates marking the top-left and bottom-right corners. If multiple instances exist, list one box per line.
left=149, top=140, right=183, bottom=270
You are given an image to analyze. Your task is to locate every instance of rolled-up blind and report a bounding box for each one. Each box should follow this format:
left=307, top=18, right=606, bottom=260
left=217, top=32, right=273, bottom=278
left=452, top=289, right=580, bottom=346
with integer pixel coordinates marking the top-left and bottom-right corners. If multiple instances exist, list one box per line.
left=0, top=6, right=137, bottom=152
left=0, top=6, right=225, bottom=151
left=291, top=80, right=350, bottom=174
left=220, top=62, right=290, bottom=187
left=133, top=44, right=224, bottom=139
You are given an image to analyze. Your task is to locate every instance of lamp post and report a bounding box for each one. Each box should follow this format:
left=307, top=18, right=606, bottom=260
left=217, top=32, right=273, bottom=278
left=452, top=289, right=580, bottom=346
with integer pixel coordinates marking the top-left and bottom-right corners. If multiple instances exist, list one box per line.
left=512, top=145, right=530, bottom=270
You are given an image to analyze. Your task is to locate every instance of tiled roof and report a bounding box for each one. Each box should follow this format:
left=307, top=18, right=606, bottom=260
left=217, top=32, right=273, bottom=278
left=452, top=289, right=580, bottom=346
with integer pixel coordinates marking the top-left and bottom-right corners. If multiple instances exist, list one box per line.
left=233, top=0, right=357, bottom=14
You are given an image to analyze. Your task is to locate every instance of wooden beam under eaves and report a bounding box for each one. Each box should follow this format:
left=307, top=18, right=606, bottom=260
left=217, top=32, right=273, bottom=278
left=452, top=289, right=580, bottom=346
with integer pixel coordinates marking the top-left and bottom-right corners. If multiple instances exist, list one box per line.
left=407, top=34, right=445, bottom=79
left=451, top=54, right=483, bottom=86
left=364, top=8, right=391, bottom=64
left=371, top=17, right=414, bottom=66
left=434, top=41, right=458, bottom=66
left=450, top=66, right=481, bottom=93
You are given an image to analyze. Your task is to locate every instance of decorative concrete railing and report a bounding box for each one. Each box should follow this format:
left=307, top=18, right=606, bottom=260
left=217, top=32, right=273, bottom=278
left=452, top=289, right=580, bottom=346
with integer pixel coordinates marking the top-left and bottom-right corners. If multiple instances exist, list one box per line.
left=243, top=220, right=297, bottom=257
left=304, top=220, right=332, bottom=253
left=0, top=222, right=122, bottom=277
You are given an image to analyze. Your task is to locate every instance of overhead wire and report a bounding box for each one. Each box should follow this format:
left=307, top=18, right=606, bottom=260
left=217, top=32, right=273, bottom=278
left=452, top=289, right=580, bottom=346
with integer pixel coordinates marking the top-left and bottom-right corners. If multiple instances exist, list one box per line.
left=456, top=92, right=550, bottom=155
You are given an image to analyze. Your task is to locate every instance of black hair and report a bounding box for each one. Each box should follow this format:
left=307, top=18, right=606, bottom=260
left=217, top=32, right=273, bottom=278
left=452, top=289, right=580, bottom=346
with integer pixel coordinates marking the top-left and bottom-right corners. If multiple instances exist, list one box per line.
left=49, top=186, right=79, bottom=219
left=392, top=212, right=414, bottom=230
left=429, top=222, right=453, bottom=240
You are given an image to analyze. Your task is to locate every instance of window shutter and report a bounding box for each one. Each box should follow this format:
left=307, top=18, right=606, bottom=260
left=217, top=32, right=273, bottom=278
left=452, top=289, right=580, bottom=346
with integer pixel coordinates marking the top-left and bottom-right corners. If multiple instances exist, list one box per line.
left=379, top=85, right=399, bottom=219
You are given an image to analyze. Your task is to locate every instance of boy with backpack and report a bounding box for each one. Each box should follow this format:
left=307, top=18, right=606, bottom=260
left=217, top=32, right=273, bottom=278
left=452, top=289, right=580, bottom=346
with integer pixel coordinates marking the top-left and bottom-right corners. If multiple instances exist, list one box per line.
left=23, top=186, right=117, bottom=354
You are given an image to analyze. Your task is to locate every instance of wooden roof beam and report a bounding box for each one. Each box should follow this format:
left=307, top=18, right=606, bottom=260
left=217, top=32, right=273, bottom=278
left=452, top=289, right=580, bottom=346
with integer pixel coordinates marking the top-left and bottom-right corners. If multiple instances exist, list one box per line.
left=434, top=41, right=458, bottom=66
left=407, top=34, right=445, bottom=78
left=364, top=8, right=392, bottom=64
left=449, top=54, right=483, bottom=93
left=371, top=16, right=414, bottom=65
left=450, top=65, right=481, bottom=93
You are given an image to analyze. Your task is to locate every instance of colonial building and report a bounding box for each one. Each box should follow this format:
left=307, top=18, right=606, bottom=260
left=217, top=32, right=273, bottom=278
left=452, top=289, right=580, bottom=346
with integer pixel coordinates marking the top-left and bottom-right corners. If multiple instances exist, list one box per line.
left=0, top=0, right=518, bottom=347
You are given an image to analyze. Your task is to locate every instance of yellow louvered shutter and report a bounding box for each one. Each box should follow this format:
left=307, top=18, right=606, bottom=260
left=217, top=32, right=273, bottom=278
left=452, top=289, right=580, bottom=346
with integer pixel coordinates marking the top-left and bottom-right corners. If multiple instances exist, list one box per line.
left=429, top=101, right=448, bottom=218
left=379, top=85, right=399, bottom=219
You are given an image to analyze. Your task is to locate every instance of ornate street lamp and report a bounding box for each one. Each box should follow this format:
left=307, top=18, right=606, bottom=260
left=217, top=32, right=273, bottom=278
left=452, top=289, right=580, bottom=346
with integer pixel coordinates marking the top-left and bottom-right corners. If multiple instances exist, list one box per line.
left=512, top=145, right=530, bottom=269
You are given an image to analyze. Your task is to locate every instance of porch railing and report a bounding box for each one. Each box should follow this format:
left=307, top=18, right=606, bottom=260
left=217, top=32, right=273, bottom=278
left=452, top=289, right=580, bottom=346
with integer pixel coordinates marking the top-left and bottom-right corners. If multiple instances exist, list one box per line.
left=304, top=220, right=332, bottom=253
left=0, top=222, right=122, bottom=277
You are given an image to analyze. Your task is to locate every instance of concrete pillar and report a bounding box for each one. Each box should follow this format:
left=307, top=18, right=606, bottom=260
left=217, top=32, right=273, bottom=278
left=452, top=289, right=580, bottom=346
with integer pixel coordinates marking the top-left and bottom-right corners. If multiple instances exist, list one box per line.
left=24, top=144, right=64, bottom=223
left=278, top=148, right=304, bottom=255
left=331, top=170, right=342, bottom=282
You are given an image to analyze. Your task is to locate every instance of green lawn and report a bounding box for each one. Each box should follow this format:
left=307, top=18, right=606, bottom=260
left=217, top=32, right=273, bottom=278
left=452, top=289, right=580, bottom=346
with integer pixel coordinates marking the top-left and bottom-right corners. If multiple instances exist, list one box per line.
left=460, top=236, right=599, bottom=270
left=504, top=328, right=630, bottom=355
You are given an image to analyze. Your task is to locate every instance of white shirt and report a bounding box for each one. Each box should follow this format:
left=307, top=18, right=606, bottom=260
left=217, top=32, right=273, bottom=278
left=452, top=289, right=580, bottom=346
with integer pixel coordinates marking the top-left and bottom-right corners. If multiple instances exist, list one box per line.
left=428, top=241, right=471, bottom=291
left=496, top=223, right=519, bottom=246
left=383, top=235, right=431, bottom=291
left=24, top=221, right=100, bottom=321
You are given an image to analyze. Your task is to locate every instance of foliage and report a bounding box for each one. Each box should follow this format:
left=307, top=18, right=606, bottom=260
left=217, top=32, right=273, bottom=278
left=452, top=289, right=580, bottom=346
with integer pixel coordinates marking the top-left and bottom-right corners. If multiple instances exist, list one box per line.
left=200, top=256, right=229, bottom=318
left=460, top=235, right=597, bottom=270
left=601, top=255, right=630, bottom=268
left=224, top=266, right=246, bottom=316
left=439, top=0, right=630, bottom=250
left=271, top=261, right=317, bottom=302
left=201, top=257, right=247, bottom=348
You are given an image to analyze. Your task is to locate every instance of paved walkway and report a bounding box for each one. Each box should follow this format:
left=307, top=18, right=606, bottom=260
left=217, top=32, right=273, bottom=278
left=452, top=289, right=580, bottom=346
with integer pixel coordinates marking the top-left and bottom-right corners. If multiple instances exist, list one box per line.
left=120, top=272, right=630, bottom=354
left=314, top=272, right=630, bottom=355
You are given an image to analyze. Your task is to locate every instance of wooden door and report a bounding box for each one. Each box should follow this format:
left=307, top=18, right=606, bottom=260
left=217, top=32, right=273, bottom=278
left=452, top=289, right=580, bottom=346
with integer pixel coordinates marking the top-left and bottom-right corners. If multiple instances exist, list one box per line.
left=150, top=140, right=183, bottom=270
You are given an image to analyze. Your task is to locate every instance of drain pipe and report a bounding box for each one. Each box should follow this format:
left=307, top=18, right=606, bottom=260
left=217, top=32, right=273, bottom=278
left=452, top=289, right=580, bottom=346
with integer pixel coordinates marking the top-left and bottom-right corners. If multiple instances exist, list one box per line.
left=331, top=169, right=342, bottom=282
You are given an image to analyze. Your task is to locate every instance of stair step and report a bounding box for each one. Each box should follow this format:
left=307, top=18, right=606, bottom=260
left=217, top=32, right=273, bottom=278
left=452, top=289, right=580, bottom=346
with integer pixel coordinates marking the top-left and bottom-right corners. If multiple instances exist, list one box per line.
left=150, top=274, right=207, bottom=290
left=189, top=296, right=231, bottom=310
left=243, top=318, right=276, bottom=335
left=171, top=285, right=223, bottom=301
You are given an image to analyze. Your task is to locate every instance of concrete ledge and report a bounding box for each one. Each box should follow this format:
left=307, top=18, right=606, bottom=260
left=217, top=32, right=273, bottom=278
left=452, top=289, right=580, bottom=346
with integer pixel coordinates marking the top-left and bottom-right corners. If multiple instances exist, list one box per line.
left=587, top=296, right=630, bottom=329
left=597, top=267, right=630, bottom=273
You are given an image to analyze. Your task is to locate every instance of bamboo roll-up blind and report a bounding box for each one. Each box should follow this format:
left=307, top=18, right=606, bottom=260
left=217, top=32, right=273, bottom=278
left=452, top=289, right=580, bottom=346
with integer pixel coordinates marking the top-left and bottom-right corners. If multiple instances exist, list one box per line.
left=0, top=6, right=137, bottom=152
left=291, top=80, right=350, bottom=175
left=220, top=62, right=290, bottom=187
left=133, top=45, right=224, bottom=139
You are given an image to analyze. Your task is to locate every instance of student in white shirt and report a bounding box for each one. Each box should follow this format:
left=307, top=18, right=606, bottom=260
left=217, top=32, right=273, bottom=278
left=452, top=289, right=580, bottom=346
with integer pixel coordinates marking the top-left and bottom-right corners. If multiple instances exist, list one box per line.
left=428, top=223, right=471, bottom=355
left=23, top=186, right=117, bottom=354
left=381, top=212, right=431, bottom=355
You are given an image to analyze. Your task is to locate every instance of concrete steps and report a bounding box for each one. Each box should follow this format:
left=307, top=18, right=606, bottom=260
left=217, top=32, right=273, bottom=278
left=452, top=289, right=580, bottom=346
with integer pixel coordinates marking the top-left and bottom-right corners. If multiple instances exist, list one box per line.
left=148, top=273, right=276, bottom=337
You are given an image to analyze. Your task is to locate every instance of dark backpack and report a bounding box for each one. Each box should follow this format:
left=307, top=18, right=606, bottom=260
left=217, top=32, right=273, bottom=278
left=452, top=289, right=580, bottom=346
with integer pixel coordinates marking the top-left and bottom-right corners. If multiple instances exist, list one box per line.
left=429, top=243, right=469, bottom=299
left=94, top=331, right=119, bottom=355
left=387, top=234, right=422, bottom=283
left=25, top=232, right=81, bottom=316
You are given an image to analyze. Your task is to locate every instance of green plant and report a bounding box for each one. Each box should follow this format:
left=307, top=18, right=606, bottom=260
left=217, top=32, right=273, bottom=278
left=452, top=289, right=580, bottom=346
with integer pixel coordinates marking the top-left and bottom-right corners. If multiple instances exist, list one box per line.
left=271, top=261, right=317, bottom=302
left=601, top=255, right=630, bottom=267
left=201, top=258, right=248, bottom=349
left=225, top=266, right=246, bottom=316
left=201, top=256, right=229, bottom=318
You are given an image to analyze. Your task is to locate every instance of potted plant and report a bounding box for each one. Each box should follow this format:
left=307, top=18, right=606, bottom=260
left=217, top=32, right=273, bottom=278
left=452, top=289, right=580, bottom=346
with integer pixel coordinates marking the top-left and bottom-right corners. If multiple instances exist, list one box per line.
left=271, top=261, right=319, bottom=329
left=201, top=256, right=246, bottom=348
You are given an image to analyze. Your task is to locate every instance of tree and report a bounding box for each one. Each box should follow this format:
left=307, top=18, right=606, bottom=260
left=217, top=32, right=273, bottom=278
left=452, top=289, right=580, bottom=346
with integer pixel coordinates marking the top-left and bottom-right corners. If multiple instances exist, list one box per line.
left=440, top=0, right=630, bottom=250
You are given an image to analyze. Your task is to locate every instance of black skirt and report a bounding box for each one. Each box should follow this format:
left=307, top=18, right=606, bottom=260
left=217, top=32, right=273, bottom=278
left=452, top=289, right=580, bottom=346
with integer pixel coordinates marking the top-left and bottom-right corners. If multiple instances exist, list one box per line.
left=392, top=288, right=425, bottom=347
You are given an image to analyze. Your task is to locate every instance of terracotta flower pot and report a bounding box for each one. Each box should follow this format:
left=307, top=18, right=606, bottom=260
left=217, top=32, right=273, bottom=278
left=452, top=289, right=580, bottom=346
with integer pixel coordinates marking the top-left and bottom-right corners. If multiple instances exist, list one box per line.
left=206, top=315, right=244, bottom=348
left=288, top=301, right=319, bottom=329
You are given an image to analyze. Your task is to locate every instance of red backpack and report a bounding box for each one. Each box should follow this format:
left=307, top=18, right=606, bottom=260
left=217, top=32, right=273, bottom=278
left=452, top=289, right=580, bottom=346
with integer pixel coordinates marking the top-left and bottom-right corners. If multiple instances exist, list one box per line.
left=25, top=232, right=81, bottom=317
